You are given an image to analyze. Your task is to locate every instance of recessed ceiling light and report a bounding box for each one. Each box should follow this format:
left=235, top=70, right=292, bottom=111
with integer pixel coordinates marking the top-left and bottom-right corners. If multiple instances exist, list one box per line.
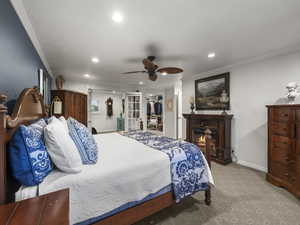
left=139, top=81, right=144, bottom=85
left=112, top=90, right=116, bottom=94
left=112, top=11, right=123, bottom=23
left=161, top=72, right=168, bottom=76
left=91, top=57, right=99, bottom=63
left=208, top=52, right=216, bottom=58
left=84, top=74, right=90, bottom=78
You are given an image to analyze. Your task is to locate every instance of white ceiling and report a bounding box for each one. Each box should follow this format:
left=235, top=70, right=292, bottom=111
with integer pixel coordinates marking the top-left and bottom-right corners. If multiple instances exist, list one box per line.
left=17, top=0, right=300, bottom=89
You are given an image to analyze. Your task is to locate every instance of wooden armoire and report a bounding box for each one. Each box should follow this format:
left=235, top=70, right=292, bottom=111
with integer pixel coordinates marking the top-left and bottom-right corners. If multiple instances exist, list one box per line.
left=51, top=90, right=87, bottom=126
left=266, top=105, right=300, bottom=197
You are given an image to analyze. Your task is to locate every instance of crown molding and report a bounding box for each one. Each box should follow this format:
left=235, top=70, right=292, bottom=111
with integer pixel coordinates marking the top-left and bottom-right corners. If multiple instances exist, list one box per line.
left=185, top=44, right=300, bottom=82
left=10, top=0, right=53, bottom=77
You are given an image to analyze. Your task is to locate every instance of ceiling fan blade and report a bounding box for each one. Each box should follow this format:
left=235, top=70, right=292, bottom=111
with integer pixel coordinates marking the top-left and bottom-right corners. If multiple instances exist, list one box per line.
left=143, top=58, right=158, bottom=71
left=157, top=67, right=183, bottom=74
left=122, top=71, right=147, bottom=74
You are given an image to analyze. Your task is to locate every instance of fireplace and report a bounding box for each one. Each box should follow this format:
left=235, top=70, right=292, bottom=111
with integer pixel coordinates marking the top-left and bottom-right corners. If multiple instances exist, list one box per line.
left=183, top=114, right=233, bottom=164
left=192, top=127, right=218, bottom=158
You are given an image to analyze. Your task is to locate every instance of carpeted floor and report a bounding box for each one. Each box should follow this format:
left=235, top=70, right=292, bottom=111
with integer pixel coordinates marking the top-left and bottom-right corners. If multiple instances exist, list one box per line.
left=135, top=162, right=300, bottom=225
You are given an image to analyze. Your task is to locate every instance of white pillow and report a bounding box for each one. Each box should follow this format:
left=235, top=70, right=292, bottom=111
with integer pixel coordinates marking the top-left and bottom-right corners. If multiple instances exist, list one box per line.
left=44, top=116, right=82, bottom=173
left=48, top=116, right=68, bottom=132
left=58, top=116, right=69, bottom=131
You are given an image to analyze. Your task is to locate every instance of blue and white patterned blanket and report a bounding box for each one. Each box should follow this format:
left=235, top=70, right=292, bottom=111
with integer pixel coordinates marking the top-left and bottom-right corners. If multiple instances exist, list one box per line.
left=123, top=131, right=210, bottom=202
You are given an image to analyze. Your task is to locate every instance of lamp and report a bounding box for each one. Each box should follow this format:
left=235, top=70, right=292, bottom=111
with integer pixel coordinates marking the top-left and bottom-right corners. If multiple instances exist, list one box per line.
left=51, top=96, right=62, bottom=115
left=189, top=96, right=195, bottom=114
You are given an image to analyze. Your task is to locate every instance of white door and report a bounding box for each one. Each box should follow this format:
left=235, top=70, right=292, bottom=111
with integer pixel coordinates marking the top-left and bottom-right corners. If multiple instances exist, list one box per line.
left=125, top=92, right=142, bottom=131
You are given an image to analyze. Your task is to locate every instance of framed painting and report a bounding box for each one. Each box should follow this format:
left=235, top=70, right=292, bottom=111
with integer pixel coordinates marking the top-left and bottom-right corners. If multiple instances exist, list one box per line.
left=195, top=72, right=230, bottom=110
left=166, top=98, right=173, bottom=112
left=38, top=69, right=52, bottom=104
left=90, top=99, right=101, bottom=113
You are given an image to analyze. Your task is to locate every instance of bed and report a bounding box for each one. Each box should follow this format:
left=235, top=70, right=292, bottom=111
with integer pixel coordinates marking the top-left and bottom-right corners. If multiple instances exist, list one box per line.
left=0, top=87, right=214, bottom=225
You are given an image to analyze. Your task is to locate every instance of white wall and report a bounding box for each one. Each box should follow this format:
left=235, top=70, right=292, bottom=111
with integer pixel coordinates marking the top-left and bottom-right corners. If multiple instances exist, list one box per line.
left=182, top=51, right=300, bottom=172
left=164, top=87, right=176, bottom=138
left=90, top=91, right=123, bottom=133
left=63, top=80, right=167, bottom=131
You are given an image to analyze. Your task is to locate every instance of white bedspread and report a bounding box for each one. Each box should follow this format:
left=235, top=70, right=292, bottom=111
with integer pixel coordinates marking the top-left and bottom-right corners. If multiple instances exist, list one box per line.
left=39, top=133, right=171, bottom=224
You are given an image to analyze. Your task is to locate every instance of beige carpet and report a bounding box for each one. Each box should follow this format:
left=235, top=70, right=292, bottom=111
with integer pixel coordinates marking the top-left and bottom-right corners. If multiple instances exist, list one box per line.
left=135, top=162, right=300, bottom=225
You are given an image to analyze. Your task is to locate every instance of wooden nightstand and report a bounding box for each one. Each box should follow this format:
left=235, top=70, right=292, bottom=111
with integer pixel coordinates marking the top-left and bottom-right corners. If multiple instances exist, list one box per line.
left=0, top=189, right=69, bottom=225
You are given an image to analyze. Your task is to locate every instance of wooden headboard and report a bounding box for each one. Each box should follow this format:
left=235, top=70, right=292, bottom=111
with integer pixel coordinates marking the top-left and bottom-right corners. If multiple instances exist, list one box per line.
left=0, top=87, right=47, bottom=204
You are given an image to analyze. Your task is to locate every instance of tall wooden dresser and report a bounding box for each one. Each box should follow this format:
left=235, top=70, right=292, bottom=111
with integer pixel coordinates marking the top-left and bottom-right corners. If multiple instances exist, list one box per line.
left=266, top=105, right=300, bottom=197
left=51, top=90, right=87, bottom=126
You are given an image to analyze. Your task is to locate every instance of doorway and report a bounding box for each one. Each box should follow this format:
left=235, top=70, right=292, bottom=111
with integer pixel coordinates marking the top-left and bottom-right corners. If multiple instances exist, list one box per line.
left=145, top=94, right=163, bottom=135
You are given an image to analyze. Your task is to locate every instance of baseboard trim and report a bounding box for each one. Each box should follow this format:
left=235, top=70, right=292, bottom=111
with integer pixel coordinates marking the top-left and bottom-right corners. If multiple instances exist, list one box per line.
left=237, top=160, right=267, bottom=173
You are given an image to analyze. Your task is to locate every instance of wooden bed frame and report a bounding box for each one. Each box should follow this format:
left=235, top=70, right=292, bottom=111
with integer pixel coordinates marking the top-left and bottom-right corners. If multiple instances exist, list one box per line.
left=0, top=87, right=212, bottom=225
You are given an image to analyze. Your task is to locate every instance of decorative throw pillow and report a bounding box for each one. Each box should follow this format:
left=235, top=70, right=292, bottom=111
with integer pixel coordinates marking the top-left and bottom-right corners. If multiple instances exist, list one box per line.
left=67, top=117, right=98, bottom=164
left=58, top=116, right=69, bottom=131
left=44, top=117, right=82, bottom=173
left=9, top=119, right=53, bottom=186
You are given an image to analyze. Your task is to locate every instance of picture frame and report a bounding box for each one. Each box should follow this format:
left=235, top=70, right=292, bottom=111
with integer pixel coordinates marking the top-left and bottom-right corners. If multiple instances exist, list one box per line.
left=90, top=99, right=101, bottom=113
left=38, top=69, right=52, bottom=104
left=166, top=98, right=173, bottom=112
left=195, top=72, right=230, bottom=110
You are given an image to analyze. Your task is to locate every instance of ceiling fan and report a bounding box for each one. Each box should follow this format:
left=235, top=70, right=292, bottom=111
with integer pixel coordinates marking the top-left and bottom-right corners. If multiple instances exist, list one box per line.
left=122, top=56, right=183, bottom=81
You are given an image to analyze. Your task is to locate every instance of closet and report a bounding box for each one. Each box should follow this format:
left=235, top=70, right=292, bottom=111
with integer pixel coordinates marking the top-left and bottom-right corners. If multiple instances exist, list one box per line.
left=146, top=95, right=163, bottom=132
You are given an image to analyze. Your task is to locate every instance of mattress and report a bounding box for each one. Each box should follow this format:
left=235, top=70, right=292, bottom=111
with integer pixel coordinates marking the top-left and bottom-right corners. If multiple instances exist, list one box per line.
left=31, top=133, right=171, bottom=225
left=77, top=184, right=172, bottom=225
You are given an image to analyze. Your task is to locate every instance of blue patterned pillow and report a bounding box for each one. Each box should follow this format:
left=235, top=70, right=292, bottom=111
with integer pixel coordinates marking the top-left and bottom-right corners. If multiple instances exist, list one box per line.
left=67, top=117, right=98, bottom=164
left=9, top=119, right=53, bottom=186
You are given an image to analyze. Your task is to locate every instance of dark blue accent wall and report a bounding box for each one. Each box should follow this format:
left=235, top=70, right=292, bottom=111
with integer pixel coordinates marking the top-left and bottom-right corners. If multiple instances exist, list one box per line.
left=0, top=0, right=48, bottom=100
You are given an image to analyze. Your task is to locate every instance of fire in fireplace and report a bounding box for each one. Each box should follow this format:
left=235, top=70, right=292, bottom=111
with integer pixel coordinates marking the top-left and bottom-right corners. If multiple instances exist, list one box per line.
left=196, top=135, right=206, bottom=147
left=193, top=127, right=217, bottom=158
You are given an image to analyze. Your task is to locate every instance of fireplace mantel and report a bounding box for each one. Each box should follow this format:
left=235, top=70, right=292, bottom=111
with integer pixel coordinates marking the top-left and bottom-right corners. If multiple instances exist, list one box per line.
left=183, top=114, right=233, bottom=119
left=183, top=113, right=233, bottom=165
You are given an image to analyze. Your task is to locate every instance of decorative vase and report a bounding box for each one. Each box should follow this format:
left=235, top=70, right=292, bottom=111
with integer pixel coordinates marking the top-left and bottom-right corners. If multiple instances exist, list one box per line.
left=189, top=96, right=195, bottom=114
left=190, top=103, right=195, bottom=114
left=220, top=90, right=229, bottom=115
left=55, top=75, right=65, bottom=90
left=286, top=82, right=300, bottom=104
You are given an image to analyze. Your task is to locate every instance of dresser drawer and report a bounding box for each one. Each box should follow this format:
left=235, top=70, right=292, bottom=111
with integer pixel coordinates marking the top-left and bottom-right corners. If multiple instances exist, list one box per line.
left=271, top=108, right=294, bottom=123
left=287, top=162, right=297, bottom=185
left=296, top=110, right=300, bottom=122
left=271, top=135, right=291, bottom=150
left=270, top=136, right=292, bottom=164
left=296, top=124, right=300, bottom=140
left=269, top=162, right=289, bottom=181
left=270, top=146, right=289, bottom=164
left=270, top=122, right=293, bottom=137
left=296, top=140, right=300, bottom=156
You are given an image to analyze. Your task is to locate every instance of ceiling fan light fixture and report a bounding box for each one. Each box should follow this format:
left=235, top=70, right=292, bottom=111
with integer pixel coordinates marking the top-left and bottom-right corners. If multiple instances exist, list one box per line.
left=161, top=71, right=168, bottom=76
left=208, top=52, right=216, bottom=58
left=112, top=11, right=123, bottom=23
left=91, top=57, right=99, bottom=63
left=84, top=74, right=90, bottom=78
